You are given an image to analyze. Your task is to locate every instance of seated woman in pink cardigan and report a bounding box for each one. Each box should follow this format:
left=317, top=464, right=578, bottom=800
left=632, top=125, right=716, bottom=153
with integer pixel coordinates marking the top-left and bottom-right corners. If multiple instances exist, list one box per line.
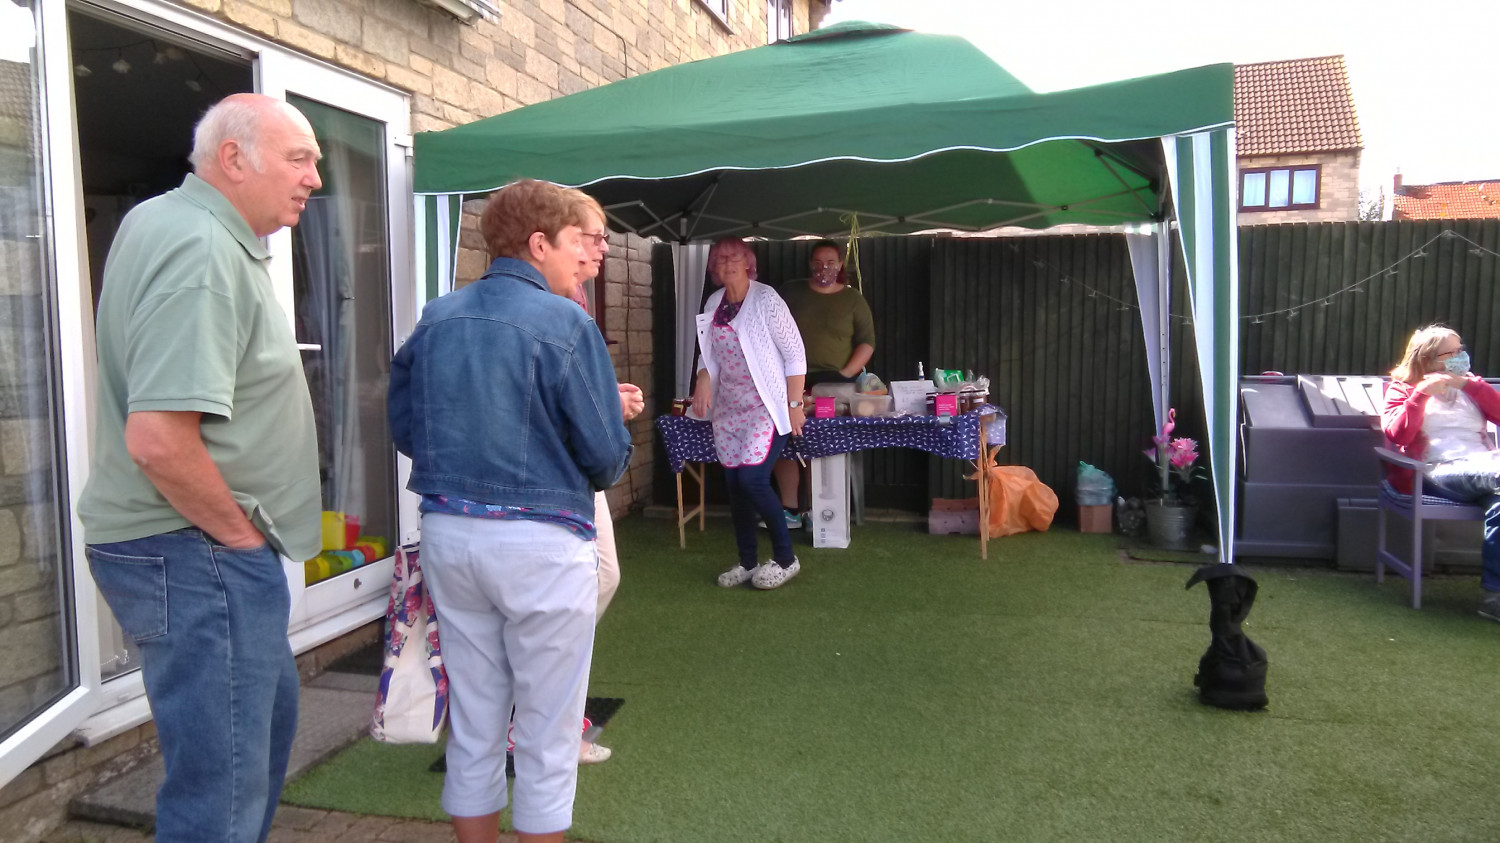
left=1382, top=324, right=1500, bottom=620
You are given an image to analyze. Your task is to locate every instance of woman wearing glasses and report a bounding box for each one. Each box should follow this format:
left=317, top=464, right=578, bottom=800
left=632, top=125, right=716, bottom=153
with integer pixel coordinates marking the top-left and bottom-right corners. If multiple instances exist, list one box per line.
left=691, top=236, right=807, bottom=590
left=1383, top=325, right=1500, bottom=620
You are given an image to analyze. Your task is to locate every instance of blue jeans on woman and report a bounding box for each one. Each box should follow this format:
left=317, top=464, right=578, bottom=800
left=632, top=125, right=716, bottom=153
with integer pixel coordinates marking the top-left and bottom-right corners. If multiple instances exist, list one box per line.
left=1427, top=454, right=1500, bottom=592
left=86, top=528, right=298, bottom=843
left=724, top=430, right=796, bottom=568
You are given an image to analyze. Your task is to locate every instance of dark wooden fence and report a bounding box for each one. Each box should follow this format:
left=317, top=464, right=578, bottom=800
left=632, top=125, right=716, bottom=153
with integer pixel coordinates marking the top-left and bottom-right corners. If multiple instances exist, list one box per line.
left=651, top=219, right=1500, bottom=516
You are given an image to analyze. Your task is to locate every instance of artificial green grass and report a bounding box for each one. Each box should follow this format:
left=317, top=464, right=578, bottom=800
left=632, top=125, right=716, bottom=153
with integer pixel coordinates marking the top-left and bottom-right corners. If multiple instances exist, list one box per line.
left=283, top=517, right=1500, bottom=842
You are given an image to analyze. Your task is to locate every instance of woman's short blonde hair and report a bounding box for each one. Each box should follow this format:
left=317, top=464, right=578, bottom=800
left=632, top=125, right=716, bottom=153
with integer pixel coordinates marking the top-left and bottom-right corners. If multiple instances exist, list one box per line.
left=1391, top=324, right=1460, bottom=384
left=480, top=179, right=594, bottom=260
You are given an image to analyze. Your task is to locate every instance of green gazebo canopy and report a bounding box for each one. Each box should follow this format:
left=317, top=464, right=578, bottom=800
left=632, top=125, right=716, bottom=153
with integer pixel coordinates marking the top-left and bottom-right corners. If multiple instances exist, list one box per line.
left=411, top=22, right=1242, bottom=562
left=415, top=21, right=1232, bottom=239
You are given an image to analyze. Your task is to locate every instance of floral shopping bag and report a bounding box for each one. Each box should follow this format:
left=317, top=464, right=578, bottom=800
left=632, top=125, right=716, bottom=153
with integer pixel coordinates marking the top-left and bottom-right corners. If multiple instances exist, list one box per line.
left=370, top=544, right=449, bottom=743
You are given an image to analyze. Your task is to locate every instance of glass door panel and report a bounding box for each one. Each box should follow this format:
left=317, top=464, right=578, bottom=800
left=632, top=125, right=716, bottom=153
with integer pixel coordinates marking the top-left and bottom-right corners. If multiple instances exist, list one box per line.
left=288, top=95, right=396, bottom=585
left=0, top=0, right=100, bottom=787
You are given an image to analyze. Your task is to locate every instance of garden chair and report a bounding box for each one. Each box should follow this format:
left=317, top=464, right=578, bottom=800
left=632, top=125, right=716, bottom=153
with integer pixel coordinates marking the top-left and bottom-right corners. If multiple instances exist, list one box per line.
left=1373, top=446, right=1485, bottom=609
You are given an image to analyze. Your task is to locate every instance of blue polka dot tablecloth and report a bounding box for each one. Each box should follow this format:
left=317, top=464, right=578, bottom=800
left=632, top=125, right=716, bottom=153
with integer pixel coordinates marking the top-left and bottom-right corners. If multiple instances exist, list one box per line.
left=655, top=406, right=1006, bottom=473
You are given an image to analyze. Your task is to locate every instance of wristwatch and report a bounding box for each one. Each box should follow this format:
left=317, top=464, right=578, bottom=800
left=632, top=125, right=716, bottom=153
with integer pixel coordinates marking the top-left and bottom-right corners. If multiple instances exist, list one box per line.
left=788, top=400, right=804, bottom=409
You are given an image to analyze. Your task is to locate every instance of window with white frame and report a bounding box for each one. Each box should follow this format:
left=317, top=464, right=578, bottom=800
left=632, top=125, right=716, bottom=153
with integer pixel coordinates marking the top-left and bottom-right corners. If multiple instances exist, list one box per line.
left=767, top=0, right=793, bottom=42
left=697, top=0, right=731, bottom=27
left=1240, top=165, right=1320, bottom=211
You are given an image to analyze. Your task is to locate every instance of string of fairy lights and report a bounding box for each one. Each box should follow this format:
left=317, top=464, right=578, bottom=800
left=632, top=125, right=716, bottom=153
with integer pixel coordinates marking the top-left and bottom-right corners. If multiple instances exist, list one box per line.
left=1003, top=228, right=1499, bottom=326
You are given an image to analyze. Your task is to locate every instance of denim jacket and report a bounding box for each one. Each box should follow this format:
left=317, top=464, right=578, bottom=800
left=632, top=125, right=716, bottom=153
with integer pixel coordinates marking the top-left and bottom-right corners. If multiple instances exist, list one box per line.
left=389, top=257, right=633, bottom=516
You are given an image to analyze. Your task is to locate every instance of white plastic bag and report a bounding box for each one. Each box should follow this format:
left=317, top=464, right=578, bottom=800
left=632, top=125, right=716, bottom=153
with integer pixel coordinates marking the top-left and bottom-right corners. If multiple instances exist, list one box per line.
left=370, top=544, right=449, bottom=744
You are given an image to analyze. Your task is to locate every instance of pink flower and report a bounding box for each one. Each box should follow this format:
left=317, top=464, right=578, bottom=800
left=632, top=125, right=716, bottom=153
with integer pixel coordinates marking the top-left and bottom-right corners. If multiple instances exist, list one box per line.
left=1168, top=438, right=1198, bottom=468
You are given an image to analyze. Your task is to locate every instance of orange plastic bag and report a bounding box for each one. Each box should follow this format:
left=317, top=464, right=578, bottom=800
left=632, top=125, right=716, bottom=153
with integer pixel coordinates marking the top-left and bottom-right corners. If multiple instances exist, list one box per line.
left=981, top=465, right=1058, bottom=538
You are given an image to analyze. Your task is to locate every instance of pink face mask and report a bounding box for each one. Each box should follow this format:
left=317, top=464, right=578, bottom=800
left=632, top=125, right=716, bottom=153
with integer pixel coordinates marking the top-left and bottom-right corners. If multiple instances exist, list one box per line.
left=812, top=265, right=840, bottom=287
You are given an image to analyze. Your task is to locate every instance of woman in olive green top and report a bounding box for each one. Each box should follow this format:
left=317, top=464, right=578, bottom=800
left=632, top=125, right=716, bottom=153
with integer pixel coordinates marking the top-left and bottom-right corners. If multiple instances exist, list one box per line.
left=774, top=240, right=876, bottom=526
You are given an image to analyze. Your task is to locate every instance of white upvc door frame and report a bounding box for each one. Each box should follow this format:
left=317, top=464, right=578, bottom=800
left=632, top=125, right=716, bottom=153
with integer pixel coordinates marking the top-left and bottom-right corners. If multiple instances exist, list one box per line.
left=2, top=0, right=421, bottom=757
left=0, top=0, right=109, bottom=790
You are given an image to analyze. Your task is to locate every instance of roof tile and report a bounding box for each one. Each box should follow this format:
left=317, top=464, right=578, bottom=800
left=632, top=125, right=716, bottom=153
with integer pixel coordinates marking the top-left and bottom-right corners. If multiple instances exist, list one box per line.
left=1392, top=181, right=1500, bottom=219
left=1234, top=56, right=1361, bottom=156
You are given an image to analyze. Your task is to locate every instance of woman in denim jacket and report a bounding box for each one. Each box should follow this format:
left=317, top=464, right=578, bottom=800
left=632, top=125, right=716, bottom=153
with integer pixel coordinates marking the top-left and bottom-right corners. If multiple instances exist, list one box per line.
left=388, top=180, right=632, bottom=843
left=691, top=237, right=808, bottom=590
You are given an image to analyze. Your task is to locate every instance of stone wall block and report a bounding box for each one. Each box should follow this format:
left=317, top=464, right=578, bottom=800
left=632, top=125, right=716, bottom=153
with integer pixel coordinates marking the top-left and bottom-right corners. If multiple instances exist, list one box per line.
left=383, top=63, right=433, bottom=96
left=276, top=20, right=338, bottom=59
left=411, top=113, right=451, bottom=133
left=459, top=226, right=487, bottom=251
left=291, top=0, right=361, bottom=45
left=455, top=248, right=489, bottom=287
left=518, top=75, right=552, bottom=106
left=13, top=591, right=57, bottom=624
left=0, top=617, right=61, bottom=684
left=627, top=260, right=652, bottom=291
left=0, top=241, right=40, bottom=296
left=0, top=508, right=21, bottom=568
left=333, top=44, right=384, bottom=79
left=539, top=0, right=567, bottom=23
left=439, top=103, right=477, bottom=128
left=558, top=68, right=588, bottom=97
left=486, top=57, right=519, bottom=99
left=626, top=308, right=652, bottom=331
left=221, top=0, right=277, bottom=36
left=524, top=50, right=561, bottom=91
left=0, top=765, right=41, bottom=811
left=604, top=282, right=625, bottom=309
left=361, top=16, right=410, bottom=64
left=469, top=82, right=508, bottom=119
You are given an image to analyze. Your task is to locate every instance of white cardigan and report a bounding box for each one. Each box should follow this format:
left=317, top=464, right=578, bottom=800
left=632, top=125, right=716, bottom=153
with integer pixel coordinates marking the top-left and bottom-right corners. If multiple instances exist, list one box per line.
left=696, top=280, right=807, bottom=435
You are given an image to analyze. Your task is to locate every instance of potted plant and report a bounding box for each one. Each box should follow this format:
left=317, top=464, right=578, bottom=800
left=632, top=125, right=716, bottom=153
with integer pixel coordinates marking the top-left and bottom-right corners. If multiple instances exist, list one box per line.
left=1142, top=408, right=1201, bottom=550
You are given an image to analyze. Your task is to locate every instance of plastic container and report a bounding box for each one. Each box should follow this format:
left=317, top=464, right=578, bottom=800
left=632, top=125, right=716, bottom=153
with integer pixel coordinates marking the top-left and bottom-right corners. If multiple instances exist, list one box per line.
left=849, top=394, right=893, bottom=417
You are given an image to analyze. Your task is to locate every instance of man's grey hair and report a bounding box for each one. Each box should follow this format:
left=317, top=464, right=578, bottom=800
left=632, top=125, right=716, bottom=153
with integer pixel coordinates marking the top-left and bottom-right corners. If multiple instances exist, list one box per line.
left=189, top=98, right=265, bottom=173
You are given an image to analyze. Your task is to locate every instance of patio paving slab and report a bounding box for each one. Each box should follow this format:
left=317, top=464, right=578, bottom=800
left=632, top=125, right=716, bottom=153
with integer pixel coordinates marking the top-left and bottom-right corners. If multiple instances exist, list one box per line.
left=65, top=673, right=379, bottom=833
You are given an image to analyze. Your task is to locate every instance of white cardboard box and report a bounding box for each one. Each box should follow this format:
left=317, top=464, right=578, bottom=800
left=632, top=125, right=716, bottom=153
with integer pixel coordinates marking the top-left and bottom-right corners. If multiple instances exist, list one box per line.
left=810, top=453, right=851, bottom=549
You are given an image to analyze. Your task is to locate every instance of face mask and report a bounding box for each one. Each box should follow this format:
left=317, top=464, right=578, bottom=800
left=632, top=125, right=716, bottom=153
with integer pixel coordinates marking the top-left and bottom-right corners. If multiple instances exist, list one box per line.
left=811, top=265, right=840, bottom=287
left=1444, top=350, right=1471, bottom=376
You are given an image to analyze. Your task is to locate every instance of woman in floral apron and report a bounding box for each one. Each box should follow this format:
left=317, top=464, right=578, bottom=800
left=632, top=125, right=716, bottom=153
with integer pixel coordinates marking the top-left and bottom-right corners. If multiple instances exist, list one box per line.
left=691, top=237, right=808, bottom=589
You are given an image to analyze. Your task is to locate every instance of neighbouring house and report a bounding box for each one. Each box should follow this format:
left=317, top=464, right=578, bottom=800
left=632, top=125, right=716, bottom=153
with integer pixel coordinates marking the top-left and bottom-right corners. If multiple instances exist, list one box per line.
left=0, top=1, right=833, bottom=838
left=1233, top=55, right=1362, bottom=224
left=1391, top=175, right=1500, bottom=220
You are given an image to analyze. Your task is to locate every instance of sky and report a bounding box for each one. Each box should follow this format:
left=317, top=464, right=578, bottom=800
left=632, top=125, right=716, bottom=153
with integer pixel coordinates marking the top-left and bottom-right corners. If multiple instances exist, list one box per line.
left=823, top=0, right=1500, bottom=196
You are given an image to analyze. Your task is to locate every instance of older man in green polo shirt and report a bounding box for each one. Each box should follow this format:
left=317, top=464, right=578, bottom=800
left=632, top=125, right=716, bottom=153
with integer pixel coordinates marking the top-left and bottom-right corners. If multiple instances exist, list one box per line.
left=77, top=93, right=323, bottom=843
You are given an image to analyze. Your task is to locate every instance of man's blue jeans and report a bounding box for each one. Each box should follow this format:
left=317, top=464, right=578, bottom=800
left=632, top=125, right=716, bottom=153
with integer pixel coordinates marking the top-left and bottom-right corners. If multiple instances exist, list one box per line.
left=1427, top=454, right=1500, bottom=592
left=86, top=528, right=298, bottom=843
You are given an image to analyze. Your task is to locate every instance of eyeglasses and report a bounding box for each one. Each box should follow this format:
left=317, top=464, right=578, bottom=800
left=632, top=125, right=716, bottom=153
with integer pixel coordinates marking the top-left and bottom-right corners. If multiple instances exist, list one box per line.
left=1436, top=345, right=1466, bottom=359
left=710, top=253, right=746, bottom=265
left=582, top=231, right=609, bottom=247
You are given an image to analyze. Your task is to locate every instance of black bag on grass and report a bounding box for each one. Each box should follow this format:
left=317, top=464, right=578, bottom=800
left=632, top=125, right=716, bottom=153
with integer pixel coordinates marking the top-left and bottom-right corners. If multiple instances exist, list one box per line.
left=1185, top=563, right=1268, bottom=710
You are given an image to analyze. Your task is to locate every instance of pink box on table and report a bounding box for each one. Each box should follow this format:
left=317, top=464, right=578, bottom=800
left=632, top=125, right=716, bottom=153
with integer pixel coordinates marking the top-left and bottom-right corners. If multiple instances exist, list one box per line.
left=814, top=396, right=837, bottom=418
left=932, top=393, right=958, bottom=417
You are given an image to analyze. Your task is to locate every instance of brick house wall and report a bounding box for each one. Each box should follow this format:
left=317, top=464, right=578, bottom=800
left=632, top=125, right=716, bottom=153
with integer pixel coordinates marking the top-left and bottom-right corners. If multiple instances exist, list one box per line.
left=1235, top=150, right=1361, bottom=224
left=0, top=2, right=832, bottom=838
